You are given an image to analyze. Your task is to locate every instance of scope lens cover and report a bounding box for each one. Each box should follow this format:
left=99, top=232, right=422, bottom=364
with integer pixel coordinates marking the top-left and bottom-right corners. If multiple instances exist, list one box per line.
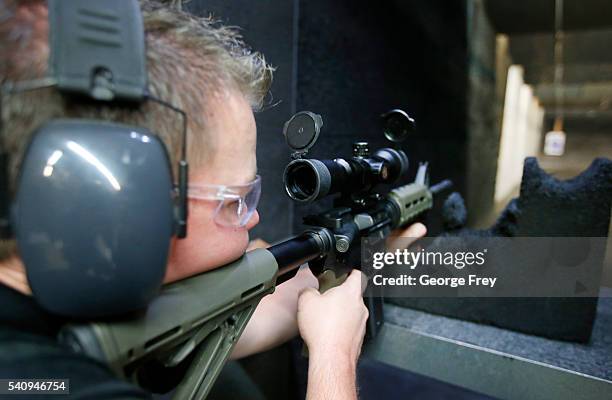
left=283, top=111, right=323, bottom=152
left=381, top=109, right=416, bottom=143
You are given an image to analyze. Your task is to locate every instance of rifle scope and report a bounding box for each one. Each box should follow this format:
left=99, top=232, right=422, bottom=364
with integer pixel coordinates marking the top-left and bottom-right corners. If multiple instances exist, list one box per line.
left=283, top=146, right=409, bottom=203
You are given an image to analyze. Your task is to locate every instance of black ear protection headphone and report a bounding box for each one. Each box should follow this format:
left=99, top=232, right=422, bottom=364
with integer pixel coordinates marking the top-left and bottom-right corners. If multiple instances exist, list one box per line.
left=0, top=0, right=189, bottom=317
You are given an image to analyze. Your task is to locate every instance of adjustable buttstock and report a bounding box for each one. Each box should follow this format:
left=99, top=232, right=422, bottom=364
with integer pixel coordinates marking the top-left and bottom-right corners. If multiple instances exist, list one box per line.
left=60, top=249, right=279, bottom=400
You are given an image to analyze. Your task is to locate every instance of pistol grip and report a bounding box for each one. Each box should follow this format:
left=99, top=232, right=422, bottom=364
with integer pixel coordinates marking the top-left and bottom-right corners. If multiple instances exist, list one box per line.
left=302, top=270, right=349, bottom=358
left=317, top=269, right=348, bottom=293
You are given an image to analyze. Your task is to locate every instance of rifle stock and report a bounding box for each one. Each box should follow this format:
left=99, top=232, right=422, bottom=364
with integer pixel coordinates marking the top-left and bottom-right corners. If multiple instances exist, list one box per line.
left=61, top=248, right=278, bottom=399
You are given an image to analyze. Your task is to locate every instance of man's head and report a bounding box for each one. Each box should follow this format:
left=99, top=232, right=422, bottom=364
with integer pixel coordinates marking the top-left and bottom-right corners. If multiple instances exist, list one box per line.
left=0, top=0, right=273, bottom=284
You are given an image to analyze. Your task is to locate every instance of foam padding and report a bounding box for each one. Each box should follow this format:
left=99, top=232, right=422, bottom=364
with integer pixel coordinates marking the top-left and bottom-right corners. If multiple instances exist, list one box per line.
left=390, top=157, right=612, bottom=342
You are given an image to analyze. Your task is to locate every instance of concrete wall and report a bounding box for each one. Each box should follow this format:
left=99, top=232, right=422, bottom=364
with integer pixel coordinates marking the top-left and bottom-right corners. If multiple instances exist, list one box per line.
left=466, top=0, right=499, bottom=227
left=494, top=66, right=544, bottom=206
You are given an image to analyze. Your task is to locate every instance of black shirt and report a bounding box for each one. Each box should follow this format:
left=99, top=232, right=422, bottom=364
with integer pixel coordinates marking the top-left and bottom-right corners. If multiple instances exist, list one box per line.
left=0, top=284, right=151, bottom=399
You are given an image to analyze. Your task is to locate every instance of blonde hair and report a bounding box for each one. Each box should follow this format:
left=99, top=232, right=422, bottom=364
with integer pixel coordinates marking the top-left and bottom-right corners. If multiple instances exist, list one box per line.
left=0, top=0, right=274, bottom=258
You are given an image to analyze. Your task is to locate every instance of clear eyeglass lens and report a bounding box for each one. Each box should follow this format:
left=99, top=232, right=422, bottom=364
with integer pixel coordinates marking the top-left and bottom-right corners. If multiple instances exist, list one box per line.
left=189, top=175, right=261, bottom=227
left=215, top=197, right=248, bottom=226
left=215, top=180, right=261, bottom=227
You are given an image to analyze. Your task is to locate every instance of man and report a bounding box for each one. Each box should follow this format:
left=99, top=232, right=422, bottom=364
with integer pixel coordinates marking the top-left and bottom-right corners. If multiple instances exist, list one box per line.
left=0, top=1, right=426, bottom=398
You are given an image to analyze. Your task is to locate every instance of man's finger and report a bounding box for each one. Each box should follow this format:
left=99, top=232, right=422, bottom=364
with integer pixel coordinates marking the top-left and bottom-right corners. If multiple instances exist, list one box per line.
left=387, top=222, right=427, bottom=252
left=401, top=222, right=427, bottom=238
left=344, top=269, right=367, bottom=296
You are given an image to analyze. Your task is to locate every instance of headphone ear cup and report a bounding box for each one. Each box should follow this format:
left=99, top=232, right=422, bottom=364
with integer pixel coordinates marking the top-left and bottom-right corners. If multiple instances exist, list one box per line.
left=14, top=120, right=175, bottom=317
left=0, top=152, right=11, bottom=238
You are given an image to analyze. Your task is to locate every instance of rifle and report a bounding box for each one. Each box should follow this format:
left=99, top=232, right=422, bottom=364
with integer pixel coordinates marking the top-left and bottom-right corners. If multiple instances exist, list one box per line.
left=60, top=110, right=451, bottom=399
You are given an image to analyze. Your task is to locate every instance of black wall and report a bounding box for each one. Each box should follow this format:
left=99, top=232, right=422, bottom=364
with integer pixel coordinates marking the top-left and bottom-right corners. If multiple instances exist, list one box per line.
left=186, top=0, right=470, bottom=240
left=294, top=0, right=468, bottom=234
left=186, top=0, right=298, bottom=243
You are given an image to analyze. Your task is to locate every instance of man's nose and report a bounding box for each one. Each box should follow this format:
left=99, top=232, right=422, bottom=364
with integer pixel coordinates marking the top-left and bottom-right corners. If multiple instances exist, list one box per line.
left=245, top=210, right=260, bottom=230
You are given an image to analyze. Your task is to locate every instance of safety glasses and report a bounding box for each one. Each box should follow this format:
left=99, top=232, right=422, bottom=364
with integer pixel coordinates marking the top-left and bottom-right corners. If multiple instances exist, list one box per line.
left=187, top=175, right=261, bottom=227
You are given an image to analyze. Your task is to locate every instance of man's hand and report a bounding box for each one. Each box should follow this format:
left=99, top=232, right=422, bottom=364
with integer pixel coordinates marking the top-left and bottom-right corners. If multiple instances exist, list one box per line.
left=298, top=270, right=368, bottom=363
left=297, top=270, right=368, bottom=400
left=296, top=223, right=426, bottom=400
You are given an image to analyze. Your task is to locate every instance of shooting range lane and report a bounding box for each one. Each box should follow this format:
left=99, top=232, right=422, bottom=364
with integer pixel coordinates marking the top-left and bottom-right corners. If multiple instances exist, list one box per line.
left=364, top=293, right=612, bottom=400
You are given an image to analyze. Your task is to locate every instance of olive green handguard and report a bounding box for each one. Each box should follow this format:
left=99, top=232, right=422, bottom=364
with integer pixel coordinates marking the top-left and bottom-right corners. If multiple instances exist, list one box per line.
left=387, top=181, right=433, bottom=227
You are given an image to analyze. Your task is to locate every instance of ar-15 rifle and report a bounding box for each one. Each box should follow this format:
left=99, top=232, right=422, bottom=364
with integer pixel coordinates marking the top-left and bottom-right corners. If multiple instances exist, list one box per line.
left=60, top=110, right=451, bottom=399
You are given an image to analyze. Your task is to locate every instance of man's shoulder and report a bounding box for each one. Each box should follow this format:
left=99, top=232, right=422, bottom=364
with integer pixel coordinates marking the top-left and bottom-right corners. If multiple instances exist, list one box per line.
left=0, top=327, right=151, bottom=399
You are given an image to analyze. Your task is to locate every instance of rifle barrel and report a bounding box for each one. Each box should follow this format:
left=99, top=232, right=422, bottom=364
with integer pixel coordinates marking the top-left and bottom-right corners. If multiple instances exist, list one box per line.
left=268, top=229, right=332, bottom=284
left=430, top=179, right=453, bottom=194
